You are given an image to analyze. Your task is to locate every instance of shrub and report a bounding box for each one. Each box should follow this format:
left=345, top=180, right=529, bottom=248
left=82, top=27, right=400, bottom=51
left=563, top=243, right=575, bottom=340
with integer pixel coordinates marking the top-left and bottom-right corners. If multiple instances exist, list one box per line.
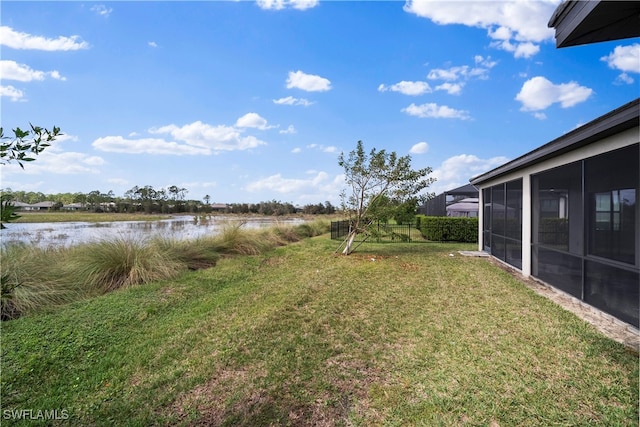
left=416, top=215, right=478, bottom=243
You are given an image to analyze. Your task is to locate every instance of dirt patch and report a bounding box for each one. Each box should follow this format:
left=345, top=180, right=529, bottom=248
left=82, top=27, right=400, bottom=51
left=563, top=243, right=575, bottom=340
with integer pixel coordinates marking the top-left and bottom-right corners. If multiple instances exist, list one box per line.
left=164, top=360, right=378, bottom=426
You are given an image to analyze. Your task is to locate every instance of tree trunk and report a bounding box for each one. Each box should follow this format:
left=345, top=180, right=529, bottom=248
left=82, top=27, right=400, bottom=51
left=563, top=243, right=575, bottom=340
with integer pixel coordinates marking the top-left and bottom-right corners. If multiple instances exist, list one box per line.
left=342, top=230, right=358, bottom=255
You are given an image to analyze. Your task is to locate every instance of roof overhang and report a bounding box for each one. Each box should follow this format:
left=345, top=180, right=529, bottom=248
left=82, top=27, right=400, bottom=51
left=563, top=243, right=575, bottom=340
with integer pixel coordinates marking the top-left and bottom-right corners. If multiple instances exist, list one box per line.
left=445, top=183, right=478, bottom=196
left=548, top=0, right=640, bottom=48
left=470, top=98, right=640, bottom=186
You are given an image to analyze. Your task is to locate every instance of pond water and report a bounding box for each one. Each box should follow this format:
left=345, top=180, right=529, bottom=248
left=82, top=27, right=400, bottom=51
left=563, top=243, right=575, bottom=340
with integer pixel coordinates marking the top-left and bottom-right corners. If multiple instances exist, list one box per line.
left=0, top=215, right=305, bottom=249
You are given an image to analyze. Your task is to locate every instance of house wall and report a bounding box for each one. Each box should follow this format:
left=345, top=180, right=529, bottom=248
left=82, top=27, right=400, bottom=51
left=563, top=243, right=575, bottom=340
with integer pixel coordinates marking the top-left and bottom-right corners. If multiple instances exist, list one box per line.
left=475, top=128, right=639, bottom=327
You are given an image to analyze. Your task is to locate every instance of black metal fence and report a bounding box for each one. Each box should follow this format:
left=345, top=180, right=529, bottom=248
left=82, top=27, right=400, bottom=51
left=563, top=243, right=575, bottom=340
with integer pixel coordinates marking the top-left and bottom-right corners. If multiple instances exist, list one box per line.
left=331, top=220, right=424, bottom=243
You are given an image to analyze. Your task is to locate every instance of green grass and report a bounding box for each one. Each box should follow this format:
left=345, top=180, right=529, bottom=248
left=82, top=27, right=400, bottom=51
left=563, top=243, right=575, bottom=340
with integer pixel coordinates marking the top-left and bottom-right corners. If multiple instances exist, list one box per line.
left=12, top=211, right=172, bottom=223
left=1, top=236, right=638, bottom=426
left=1, top=221, right=329, bottom=318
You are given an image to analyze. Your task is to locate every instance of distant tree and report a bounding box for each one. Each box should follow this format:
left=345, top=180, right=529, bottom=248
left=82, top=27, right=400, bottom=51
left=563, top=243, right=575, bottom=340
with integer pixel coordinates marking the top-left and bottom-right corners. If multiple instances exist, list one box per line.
left=337, top=140, right=435, bottom=254
left=73, top=192, right=88, bottom=208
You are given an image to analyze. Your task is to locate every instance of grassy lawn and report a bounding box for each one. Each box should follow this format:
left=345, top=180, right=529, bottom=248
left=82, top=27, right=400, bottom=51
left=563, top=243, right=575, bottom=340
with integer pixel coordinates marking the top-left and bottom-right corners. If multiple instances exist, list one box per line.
left=12, top=211, right=172, bottom=223
left=1, top=235, right=638, bottom=426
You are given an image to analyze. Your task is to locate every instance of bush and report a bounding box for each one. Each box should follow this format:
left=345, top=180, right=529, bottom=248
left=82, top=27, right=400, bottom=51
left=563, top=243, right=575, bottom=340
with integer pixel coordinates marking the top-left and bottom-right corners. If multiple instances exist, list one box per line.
left=416, top=215, right=478, bottom=243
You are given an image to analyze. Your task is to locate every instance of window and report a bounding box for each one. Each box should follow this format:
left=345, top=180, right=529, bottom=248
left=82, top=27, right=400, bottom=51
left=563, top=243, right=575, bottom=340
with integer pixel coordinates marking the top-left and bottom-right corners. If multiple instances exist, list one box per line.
left=531, top=143, right=639, bottom=327
left=532, top=161, right=582, bottom=253
left=586, top=146, right=638, bottom=265
left=484, top=179, right=522, bottom=269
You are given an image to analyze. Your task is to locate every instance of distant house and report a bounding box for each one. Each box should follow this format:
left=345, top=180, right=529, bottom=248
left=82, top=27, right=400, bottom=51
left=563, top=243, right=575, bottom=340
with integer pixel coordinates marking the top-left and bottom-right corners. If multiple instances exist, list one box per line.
left=420, top=183, right=478, bottom=217
left=13, top=201, right=56, bottom=211
left=63, top=203, right=86, bottom=211
left=209, top=203, right=229, bottom=212
left=470, top=1, right=639, bottom=328
left=446, top=198, right=478, bottom=218
left=10, top=201, right=32, bottom=211
left=31, top=201, right=56, bottom=211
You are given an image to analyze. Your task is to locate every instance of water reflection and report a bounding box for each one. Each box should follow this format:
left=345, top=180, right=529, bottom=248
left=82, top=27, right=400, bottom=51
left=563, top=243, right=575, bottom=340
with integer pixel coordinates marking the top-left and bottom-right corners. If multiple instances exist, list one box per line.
left=1, top=216, right=304, bottom=249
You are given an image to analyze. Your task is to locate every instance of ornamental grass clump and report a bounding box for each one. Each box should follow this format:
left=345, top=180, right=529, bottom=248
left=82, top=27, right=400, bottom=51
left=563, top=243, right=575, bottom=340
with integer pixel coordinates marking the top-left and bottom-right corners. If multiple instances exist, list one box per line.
left=296, top=219, right=329, bottom=237
left=210, top=222, right=271, bottom=255
left=271, top=224, right=304, bottom=243
left=66, top=238, right=185, bottom=293
left=1, top=243, right=83, bottom=319
left=149, top=236, right=220, bottom=270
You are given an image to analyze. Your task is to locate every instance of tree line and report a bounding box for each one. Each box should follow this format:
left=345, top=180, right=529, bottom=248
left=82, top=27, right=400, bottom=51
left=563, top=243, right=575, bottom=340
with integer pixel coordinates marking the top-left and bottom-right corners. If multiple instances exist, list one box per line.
left=0, top=186, right=337, bottom=216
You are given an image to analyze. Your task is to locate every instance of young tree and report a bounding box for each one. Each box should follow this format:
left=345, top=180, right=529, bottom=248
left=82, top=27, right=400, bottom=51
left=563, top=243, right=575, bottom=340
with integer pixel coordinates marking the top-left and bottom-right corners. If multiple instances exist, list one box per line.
left=0, top=124, right=61, bottom=169
left=337, top=140, right=436, bottom=254
left=0, top=125, right=60, bottom=228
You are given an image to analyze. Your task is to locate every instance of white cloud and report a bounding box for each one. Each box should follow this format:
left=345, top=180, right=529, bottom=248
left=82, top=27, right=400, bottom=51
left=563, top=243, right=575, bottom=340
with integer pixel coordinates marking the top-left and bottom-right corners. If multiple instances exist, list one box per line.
left=273, top=96, right=313, bottom=106
left=94, top=120, right=268, bottom=155
left=148, top=41, right=158, bottom=48
left=291, top=147, right=302, bottom=153
left=289, top=0, right=319, bottom=10
left=246, top=173, right=312, bottom=193
left=490, top=39, right=540, bottom=58
left=256, top=0, right=319, bottom=10
left=90, top=4, right=113, bottom=17
left=0, top=85, right=24, bottom=101
left=601, top=44, right=640, bottom=84
left=428, top=56, right=497, bottom=82
left=402, top=103, right=471, bottom=120
left=430, top=153, right=509, bottom=195
left=280, top=125, right=297, bottom=134
left=515, top=76, right=593, bottom=112
left=421, top=55, right=496, bottom=95
left=409, top=142, right=429, bottom=154
left=235, top=112, right=274, bottom=130
left=0, top=26, right=89, bottom=51
left=306, top=143, right=338, bottom=153
left=150, top=121, right=267, bottom=152
left=378, top=81, right=432, bottom=96
left=107, top=178, right=130, bottom=186
left=435, top=82, right=463, bottom=95
left=286, top=70, right=331, bottom=92
left=0, top=60, right=66, bottom=82
left=427, top=66, right=467, bottom=81
left=257, top=0, right=286, bottom=10
left=514, top=42, right=540, bottom=59
left=615, top=73, right=634, bottom=85
left=93, top=136, right=210, bottom=156
left=533, top=112, right=547, bottom=120
left=1, top=142, right=105, bottom=176
left=404, top=0, right=557, bottom=58
left=245, top=171, right=331, bottom=196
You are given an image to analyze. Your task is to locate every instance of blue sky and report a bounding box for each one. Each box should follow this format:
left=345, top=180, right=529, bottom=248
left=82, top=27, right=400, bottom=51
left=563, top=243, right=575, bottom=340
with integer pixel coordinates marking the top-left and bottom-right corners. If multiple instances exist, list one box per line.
left=2, top=0, right=638, bottom=205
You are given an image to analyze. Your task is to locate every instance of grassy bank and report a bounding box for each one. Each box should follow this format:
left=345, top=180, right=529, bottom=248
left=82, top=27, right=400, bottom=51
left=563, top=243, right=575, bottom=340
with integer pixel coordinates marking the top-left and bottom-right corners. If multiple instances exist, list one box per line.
left=11, top=211, right=173, bottom=223
left=1, top=236, right=638, bottom=425
left=1, top=220, right=329, bottom=319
